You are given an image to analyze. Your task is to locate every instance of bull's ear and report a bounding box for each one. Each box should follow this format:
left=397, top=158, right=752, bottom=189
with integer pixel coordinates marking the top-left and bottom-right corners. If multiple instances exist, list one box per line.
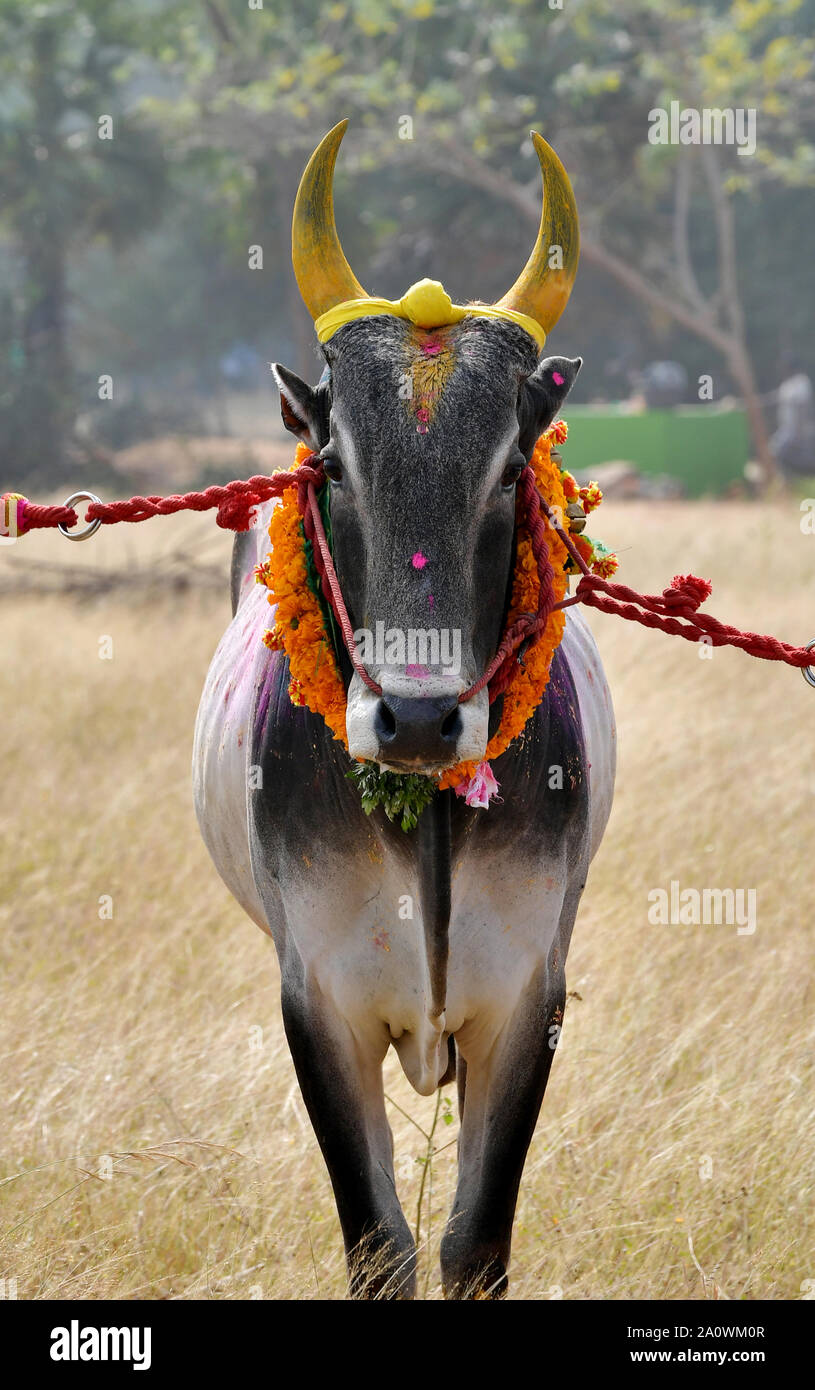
left=518, top=355, right=582, bottom=457
left=271, top=363, right=331, bottom=450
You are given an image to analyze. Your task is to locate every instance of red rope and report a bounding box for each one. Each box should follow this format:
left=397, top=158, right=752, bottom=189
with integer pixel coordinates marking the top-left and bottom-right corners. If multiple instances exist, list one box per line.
left=87, top=476, right=295, bottom=532
left=12, top=500, right=77, bottom=532
left=542, top=495, right=815, bottom=668
left=8, top=477, right=301, bottom=536
left=5, top=465, right=815, bottom=687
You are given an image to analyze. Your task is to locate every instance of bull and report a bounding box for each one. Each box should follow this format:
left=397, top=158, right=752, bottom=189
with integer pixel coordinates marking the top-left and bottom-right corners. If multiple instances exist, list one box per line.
left=193, top=122, right=615, bottom=1299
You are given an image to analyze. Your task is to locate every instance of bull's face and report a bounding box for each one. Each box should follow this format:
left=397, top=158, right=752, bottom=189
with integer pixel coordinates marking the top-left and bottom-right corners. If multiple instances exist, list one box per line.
left=272, top=120, right=581, bottom=774
left=273, top=323, right=580, bottom=773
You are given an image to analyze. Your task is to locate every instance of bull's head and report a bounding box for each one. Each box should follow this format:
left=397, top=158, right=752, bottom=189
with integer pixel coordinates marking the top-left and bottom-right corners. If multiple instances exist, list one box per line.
left=273, top=122, right=581, bottom=775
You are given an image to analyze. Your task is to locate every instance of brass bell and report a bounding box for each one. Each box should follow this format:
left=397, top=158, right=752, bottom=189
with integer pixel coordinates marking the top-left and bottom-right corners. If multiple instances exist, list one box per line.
left=566, top=501, right=587, bottom=533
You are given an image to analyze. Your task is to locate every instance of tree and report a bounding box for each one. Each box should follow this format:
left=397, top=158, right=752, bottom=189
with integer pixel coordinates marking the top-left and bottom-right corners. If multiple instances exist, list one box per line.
left=144, top=0, right=815, bottom=479
left=0, top=0, right=166, bottom=482
left=405, top=0, right=815, bottom=477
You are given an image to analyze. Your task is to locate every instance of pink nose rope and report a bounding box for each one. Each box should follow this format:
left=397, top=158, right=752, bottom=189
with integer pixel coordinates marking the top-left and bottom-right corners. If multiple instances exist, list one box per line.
left=300, top=474, right=383, bottom=696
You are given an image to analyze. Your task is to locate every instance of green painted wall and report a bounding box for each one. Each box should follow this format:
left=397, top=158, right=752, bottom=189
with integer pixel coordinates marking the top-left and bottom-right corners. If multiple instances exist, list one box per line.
left=560, top=407, right=750, bottom=496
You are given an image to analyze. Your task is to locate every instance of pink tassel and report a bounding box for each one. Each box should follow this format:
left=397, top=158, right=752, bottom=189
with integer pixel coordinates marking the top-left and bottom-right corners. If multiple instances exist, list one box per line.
left=454, top=760, right=501, bottom=809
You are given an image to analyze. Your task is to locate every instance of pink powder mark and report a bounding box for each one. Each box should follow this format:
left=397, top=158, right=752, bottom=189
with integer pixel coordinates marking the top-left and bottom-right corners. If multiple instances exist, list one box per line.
left=417, top=422, right=428, bottom=435
left=552, top=370, right=565, bottom=386
left=422, top=340, right=442, bottom=356
left=415, top=406, right=430, bottom=422
left=412, top=552, right=428, bottom=569
left=428, top=594, right=435, bottom=609
left=405, top=663, right=431, bottom=679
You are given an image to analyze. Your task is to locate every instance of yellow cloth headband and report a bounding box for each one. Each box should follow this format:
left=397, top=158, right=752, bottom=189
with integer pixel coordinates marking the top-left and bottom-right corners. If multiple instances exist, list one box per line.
left=313, top=278, right=547, bottom=350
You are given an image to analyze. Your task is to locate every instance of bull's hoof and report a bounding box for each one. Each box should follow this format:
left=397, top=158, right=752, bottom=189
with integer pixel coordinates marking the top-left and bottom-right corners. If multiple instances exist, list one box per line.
left=347, top=1232, right=417, bottom=1300
left=440, top=1235, right=509, bottom=1300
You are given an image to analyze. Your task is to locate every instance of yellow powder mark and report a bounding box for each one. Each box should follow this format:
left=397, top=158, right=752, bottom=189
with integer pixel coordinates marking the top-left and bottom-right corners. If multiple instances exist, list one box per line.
left=367, top=844, right=383, bottom=865
left=403, top=326, right=457, bottom=429
left=302, top=853, right=312, bottom=868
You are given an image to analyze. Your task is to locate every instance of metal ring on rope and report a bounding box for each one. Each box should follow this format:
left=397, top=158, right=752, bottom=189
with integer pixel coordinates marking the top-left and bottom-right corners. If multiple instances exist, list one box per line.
left=58, top=492, right=103, bottom=542
left=802, top=639, right=815, bottom=689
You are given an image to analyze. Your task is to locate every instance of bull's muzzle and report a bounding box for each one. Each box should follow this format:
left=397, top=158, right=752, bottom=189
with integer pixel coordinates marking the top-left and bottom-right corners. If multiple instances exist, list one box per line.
left=346, top=672, right=489, bottom=773
left=374, top=693, right=463, bottom=770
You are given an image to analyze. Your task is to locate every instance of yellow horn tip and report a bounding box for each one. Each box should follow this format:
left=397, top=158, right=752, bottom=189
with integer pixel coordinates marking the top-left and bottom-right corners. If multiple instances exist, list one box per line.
left=291, top=119, right=368, bottom=322
left=493, top=129, right=580, bottom=337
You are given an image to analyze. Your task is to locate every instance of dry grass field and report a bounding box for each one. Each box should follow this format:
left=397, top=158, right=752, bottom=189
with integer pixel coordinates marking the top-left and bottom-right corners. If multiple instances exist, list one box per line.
left=1, top=492, right=814, bottom=1301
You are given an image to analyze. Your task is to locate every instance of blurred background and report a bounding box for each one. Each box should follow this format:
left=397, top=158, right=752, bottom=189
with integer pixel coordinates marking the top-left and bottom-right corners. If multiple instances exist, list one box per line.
left=1, top=0, right=814, bottom=498
left=2, top=0, right=815, bottom=1302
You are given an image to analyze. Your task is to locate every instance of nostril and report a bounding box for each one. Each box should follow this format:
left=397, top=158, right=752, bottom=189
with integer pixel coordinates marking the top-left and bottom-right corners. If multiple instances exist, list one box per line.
left=374, top=700, right=397, bottom=743
left=374, top=694, right=462, bottom=764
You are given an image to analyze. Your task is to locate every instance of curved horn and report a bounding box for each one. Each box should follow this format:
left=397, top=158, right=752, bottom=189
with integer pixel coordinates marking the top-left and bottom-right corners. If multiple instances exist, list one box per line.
left=291, top=120, right=369, bottom=322
left=494, top=132, right=579, bottom=337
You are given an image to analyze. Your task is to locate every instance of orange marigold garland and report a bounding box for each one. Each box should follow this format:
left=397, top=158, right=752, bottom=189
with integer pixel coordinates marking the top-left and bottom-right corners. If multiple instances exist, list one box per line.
left=255, top=424, right=617, bottom=816
left=260, top=440, right=348, bottom=743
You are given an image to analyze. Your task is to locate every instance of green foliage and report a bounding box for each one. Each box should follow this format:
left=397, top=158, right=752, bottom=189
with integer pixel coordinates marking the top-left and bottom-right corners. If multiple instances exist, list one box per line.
left=347, top=762, right=437, bottom=832
left=0, top=0, right=169, bottom=480
left=2, top=0, right=815, bottom=485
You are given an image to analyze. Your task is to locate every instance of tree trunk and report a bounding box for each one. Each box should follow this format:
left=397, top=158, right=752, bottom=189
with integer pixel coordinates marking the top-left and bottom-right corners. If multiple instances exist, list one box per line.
left=21, top=239, right=70, bottom=479
left=18, top=21, right=72, bottom=483
left=725, top=341, right=774, bottom=478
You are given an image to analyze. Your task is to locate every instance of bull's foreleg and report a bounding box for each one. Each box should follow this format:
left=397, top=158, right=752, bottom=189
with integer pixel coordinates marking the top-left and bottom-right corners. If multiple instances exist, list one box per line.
left=280, top=969, right=416, bottom=1299
left=440, top=959, right=565, bottom=1299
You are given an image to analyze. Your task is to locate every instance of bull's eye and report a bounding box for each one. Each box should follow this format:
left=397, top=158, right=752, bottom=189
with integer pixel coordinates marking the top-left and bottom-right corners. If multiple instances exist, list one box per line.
left=322, top=457, right=343, bottom=483
left=501, top=457, right=525, bottom=490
